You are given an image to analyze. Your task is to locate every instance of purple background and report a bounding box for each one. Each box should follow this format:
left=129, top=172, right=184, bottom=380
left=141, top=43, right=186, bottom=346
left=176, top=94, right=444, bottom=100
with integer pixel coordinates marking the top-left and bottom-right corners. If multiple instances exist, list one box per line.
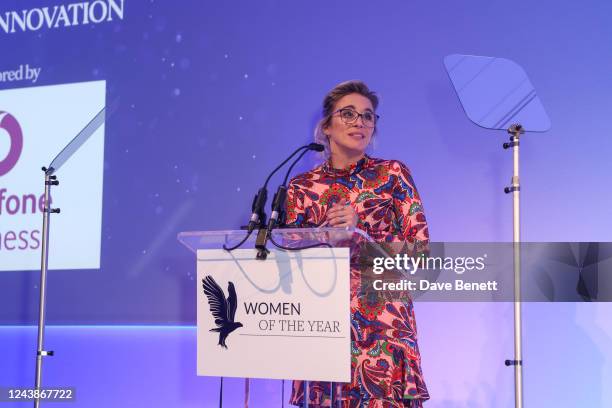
left=1, top=0, right=611, bottom=406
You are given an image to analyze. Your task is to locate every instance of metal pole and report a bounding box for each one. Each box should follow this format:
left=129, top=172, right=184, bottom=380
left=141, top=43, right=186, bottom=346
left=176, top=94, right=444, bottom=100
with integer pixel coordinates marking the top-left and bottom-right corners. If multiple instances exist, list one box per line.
left=503, top=125, right=524, bottom=408
left=244, top=378, right=250, bottom=408
left=281, top=379, right=285, bottom=407
left=34, top=170, right=58, bottom=408
left=219, top=377, right=223, bottom=408
left=303, top=381, right=309, bottom=408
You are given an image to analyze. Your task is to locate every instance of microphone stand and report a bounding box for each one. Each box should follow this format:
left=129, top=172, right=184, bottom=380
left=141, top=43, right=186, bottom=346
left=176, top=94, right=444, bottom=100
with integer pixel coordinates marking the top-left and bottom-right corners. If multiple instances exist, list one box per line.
left=255, top=148, right=310, bottom=259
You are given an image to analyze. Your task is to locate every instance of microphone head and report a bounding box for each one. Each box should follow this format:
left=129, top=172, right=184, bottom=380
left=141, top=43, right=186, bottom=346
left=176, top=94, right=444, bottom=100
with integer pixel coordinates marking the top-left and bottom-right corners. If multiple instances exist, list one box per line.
left=308, top=143, right=325, bottom=152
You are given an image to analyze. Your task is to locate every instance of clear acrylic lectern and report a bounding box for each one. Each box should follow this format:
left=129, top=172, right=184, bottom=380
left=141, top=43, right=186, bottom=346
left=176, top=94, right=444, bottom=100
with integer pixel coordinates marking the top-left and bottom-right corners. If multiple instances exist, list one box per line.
left=178, top=227, right=372, bottom=407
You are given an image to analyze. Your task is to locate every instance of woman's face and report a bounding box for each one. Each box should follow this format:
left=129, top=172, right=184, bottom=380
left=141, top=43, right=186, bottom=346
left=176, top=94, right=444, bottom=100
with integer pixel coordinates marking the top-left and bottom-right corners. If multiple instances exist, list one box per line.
left=324, top=93, right=375, bottom=158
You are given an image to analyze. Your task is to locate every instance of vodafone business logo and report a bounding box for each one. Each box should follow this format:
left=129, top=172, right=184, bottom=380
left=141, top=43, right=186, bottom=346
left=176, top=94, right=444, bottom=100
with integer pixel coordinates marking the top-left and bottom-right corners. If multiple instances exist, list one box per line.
left=0, top=111, right=22, bottom=176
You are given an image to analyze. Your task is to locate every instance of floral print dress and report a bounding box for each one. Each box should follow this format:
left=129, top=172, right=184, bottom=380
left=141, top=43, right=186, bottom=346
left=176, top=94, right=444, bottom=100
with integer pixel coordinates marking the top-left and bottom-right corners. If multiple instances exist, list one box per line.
left=286, top=155, right=430, bottom=408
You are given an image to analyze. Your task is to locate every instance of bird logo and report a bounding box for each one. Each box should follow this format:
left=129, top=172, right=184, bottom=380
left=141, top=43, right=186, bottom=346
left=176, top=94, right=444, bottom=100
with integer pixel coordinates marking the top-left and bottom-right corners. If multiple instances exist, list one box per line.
left=202, top=276, right=243, bottom=349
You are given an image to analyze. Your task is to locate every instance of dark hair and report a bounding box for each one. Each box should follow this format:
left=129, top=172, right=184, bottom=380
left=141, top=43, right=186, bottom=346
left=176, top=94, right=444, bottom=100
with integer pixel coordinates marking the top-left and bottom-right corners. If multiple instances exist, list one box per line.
left=314, top=80, right=379, bottom=157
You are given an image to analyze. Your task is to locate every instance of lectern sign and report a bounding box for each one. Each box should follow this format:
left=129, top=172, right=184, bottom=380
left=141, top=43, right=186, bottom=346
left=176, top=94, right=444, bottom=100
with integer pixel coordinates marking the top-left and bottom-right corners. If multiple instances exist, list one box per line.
left=196, top=247, right=351, bottom=382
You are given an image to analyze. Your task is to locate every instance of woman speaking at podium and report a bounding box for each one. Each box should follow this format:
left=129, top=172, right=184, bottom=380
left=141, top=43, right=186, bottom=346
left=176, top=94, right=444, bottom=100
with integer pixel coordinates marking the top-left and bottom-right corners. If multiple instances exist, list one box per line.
left=286, top=81, right=430, bottom=407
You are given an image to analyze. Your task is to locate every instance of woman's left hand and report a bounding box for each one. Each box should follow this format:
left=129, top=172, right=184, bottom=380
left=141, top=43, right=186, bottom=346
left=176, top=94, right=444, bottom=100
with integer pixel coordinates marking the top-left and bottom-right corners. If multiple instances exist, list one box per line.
left=326, top=198, right=358, bottom=228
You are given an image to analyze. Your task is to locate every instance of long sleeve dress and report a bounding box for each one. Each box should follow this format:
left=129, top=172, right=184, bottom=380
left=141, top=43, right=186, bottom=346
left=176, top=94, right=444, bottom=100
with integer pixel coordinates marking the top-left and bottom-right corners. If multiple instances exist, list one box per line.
left=285, top=155, right=430, bottom=408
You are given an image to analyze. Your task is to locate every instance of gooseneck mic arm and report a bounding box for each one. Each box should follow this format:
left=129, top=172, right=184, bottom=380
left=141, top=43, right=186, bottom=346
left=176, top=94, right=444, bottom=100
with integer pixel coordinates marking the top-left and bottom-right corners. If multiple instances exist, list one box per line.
left=224, top=143, right=323, bottom=252
left=247, top=144, right=320, bottom=233
left=282, top=143, right=324, bottom=186
left=266, top=143, right=324, bottom=231
left=255, top=143, right=325, bottom=259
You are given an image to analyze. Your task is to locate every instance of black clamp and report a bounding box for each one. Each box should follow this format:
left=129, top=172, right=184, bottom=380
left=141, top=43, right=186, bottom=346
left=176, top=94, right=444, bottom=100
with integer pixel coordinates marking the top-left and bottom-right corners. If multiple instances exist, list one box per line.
left=504, top=186, right=520, bottom=194
left=504, top=359, right=522, bottom=366
left=507, top=124, right=524, bottom=135
left=254, top=228, right=271, bottom=260
left=42, top=166, right=56, bottom=175
left=503, top=141, right=520, bottom=149
left=45, top=175, right=59, bottom=186
left=37, top=350, right=54, bottom=356
left=503, top=133, right=521, bottom=149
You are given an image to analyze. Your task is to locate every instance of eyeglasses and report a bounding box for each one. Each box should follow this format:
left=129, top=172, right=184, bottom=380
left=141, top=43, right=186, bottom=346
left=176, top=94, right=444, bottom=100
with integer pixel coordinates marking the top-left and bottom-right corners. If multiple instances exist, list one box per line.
left=332, top=108, right=379, bottom=128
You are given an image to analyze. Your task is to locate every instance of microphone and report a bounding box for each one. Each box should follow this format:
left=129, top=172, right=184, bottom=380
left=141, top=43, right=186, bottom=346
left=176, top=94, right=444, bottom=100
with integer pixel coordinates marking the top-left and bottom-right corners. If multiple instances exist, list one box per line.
left=247, top=187, right=268, bottom=232
left=307, top=142, right=325, bottom=152
left=255, top=143, right=324, bottom=259
left=246, top=143, right=323, bottom=233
